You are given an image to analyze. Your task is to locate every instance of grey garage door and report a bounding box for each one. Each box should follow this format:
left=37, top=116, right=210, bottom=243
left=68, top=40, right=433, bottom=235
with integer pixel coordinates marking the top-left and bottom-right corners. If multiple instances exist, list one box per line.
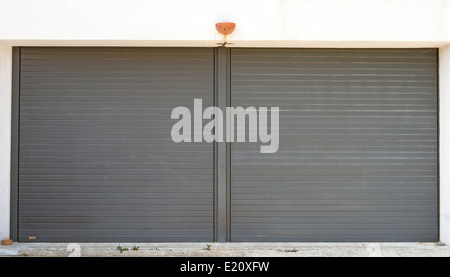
left=230, top=48, right=438, bottom=241
left=15, top=47, right=439, bottom=243
left=17, top=47, right=214, bottom=242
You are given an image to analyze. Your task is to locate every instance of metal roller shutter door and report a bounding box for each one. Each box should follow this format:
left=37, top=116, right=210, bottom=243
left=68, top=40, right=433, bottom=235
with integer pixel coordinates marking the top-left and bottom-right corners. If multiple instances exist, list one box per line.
left=230, top=48, right=438, bottom=242
left=18, top=47, right=214, bottom=242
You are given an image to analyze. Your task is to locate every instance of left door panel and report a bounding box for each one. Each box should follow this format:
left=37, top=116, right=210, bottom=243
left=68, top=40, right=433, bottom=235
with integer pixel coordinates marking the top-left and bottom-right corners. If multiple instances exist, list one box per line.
left=16, top=47, right=214, bottom=242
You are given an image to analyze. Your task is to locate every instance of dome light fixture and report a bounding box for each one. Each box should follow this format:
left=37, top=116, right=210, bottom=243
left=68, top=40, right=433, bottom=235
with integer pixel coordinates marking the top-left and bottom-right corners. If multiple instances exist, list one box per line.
left=215, top=22, right=236, bottom=36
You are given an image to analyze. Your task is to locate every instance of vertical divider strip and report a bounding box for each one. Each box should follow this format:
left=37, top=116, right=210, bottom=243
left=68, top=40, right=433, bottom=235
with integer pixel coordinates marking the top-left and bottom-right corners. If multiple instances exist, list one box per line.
left=215, top=47, right=231, bottom=242
left=213, top=48, right=217, bottom=242
left=226, top=48, right=231, bottom=242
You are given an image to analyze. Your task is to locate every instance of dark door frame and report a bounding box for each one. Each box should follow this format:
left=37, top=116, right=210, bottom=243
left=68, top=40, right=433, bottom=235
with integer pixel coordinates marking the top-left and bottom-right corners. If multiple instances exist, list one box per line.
left=10, top=47, right=440, bottom=242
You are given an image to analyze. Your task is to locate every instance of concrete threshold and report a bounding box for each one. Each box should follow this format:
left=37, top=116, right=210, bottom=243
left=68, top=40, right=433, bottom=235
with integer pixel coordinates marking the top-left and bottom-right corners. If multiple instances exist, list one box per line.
left=1, top=242, right=449, bottom=257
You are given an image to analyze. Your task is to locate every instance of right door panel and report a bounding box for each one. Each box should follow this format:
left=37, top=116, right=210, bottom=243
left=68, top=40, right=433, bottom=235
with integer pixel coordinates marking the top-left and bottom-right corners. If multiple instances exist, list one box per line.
left=230, top=48, right=438, bottom=242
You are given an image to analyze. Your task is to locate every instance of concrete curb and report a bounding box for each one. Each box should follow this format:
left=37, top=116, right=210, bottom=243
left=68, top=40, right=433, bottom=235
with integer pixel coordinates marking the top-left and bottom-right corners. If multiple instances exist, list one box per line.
left=0, top=242, right=449, bottom=257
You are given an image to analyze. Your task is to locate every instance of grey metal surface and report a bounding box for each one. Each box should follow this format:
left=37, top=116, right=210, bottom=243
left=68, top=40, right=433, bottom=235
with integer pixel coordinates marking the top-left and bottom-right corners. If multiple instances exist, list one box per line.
left=17, top=47, right=215, bottom=242
left=230, top=48, right=438, bottom=242
left=215, top=47, right=231, bottom=242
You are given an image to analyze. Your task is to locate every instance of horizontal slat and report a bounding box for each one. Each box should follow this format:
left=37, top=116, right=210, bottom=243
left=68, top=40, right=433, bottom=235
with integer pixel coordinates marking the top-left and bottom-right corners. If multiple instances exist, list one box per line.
left=17, top=236, right=212, bottom=243
left=21, top=47, right=213, bottom=54
left=18, top=181, right=213, bottom=188
left=20, top=211, right=212, bottom=217
left=19, top=204, right=212, bottom=211
left=19, top=217, right=211, bottom=223
left=19, top=175, right=213, bottom=181
left=20, top=187, right=212, bottom=193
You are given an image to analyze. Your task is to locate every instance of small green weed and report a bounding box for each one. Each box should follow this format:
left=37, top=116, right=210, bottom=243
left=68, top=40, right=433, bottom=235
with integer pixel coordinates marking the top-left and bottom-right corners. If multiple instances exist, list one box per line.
left=117, top=245, right=129, bottom=253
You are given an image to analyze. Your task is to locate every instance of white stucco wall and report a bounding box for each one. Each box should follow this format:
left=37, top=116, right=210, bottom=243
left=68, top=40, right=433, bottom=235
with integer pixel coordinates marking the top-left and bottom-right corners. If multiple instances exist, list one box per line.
left=0, top=0, right=449, bottom=46
left=0, top=0, right=449, bottom=242
left=0, top=46, right=11, bottom=240
left=440, top=46, right=450, bottom=245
